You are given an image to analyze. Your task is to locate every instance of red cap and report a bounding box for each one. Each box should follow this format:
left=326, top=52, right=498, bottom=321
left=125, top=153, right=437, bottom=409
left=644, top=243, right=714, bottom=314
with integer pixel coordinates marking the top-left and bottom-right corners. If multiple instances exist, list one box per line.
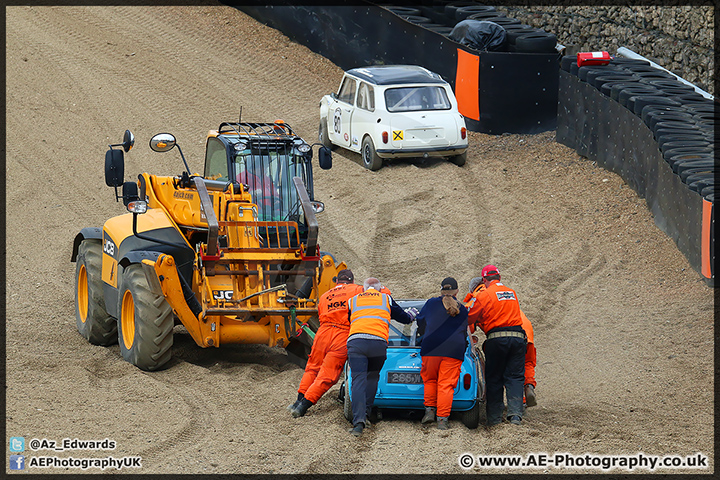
left=481, top=265, right=500, bottom=278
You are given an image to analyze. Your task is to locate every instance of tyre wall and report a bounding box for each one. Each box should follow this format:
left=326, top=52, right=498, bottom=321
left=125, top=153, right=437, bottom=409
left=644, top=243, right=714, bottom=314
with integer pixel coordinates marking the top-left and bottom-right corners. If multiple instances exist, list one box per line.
left=232, top=2, right=558, bottom=134
left=557, top=61, right=715, bottom=286
left=498, top=4, right=715, bottom=97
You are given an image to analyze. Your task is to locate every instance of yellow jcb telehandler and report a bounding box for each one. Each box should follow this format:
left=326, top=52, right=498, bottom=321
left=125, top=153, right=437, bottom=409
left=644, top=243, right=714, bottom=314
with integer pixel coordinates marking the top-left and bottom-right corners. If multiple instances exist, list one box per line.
left=71, top=120, right=344, bottom=370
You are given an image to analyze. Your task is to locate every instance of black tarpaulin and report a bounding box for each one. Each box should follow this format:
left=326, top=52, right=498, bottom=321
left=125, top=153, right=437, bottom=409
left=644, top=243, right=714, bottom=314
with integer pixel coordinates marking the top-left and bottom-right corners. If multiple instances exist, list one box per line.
left=449, top=20, right=506, bottom=52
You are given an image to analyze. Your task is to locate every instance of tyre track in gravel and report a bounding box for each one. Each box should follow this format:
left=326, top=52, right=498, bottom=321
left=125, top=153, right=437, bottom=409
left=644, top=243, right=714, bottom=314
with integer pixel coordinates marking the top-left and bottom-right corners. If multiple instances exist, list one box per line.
left=347, top=156, right=488, bottom=298
left=130, top=369, right=217, bottom=466
left=146, top=5, right=341, bottom=136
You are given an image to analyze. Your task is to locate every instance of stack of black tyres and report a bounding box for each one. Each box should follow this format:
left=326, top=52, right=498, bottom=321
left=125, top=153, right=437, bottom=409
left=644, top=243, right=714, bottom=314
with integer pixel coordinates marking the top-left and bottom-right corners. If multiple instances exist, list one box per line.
left=384, top=5, right=435, bottom=27
left=384, top=4, right=458, bottom=36
left=463, top=12, right=556, bottom=53
left=385, top=3, right=558, bottom=52
left=561, top=54, right=717, bottom=199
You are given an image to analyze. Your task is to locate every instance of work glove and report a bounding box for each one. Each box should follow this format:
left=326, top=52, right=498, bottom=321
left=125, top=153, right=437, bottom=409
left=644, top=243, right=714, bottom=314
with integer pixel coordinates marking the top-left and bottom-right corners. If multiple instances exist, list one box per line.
left=404, top=307, right=420, bottom=320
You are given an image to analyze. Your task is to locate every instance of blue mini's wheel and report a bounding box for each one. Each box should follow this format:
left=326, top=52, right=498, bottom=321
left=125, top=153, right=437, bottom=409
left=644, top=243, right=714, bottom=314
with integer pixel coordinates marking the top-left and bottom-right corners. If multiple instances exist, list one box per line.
left=342, top=380, right=353, bottom=422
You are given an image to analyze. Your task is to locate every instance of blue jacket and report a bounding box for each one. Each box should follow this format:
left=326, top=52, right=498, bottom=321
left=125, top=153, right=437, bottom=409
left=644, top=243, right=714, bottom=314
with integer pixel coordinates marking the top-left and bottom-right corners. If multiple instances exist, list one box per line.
left=416, top=296, right=469, bottom=361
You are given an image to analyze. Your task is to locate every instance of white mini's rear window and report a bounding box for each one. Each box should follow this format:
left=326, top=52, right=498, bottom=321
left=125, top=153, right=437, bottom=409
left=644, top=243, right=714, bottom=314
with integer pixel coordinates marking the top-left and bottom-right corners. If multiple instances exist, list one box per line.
left=384, top=86, right=451, bottom=112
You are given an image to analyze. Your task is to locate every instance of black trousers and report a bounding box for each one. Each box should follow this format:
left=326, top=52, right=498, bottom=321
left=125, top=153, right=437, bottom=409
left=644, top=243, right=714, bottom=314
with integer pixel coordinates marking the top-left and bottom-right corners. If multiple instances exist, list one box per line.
left=484, top=335, right=526, bottom=424
left=347, top=337, right=387, bottom=426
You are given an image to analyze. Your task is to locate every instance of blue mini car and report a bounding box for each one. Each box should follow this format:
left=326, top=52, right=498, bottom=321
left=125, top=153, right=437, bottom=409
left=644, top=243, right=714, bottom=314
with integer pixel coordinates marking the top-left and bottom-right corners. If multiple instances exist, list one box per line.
left=339, top=300, right=486, bottom=428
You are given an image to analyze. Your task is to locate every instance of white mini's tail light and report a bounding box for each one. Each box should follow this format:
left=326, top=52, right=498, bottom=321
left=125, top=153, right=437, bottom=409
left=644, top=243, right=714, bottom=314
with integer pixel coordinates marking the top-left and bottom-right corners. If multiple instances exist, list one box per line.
left=461, top=127, right=467, bottom=140
left=382, top=131, right=389, bottom=143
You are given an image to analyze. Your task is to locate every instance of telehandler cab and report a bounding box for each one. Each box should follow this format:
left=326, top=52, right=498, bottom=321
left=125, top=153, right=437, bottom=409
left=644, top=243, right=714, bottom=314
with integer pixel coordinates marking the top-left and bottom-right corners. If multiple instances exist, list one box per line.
left=71, top=121, right=343, bottom=370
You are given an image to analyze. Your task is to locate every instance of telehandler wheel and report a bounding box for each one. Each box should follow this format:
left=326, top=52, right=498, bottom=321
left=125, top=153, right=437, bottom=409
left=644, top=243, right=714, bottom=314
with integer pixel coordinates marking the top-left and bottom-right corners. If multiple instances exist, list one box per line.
left=117, top=264, right=174, bottom=371
left=75, top=239, right=117, bottom=345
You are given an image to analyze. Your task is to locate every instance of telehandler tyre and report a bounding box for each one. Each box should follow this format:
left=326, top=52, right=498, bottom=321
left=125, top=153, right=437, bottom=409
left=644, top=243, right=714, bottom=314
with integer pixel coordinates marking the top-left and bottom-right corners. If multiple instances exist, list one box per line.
left=75, top=239, right=117, bottom=345
left=117, top=264, right=174, bottom=371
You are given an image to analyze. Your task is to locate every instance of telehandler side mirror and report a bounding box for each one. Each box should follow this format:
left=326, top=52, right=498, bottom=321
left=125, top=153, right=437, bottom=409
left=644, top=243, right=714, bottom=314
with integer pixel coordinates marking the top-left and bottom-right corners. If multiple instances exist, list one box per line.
left=150, top=133, right=177, bottom=152
left=121, top=129, right=135, bottom=152
left=105, top=148, right=124, bottom=187
left=105, top=129, right=135, bottom=187
left=318, top=146, right=332, bottom=170
left=122, top=181, right=139, bottom=207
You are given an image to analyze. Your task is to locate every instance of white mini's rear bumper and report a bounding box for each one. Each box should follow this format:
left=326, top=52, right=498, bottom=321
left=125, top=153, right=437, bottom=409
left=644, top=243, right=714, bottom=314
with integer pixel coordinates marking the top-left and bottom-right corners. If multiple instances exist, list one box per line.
left=375, top=144, right=467, bottom=159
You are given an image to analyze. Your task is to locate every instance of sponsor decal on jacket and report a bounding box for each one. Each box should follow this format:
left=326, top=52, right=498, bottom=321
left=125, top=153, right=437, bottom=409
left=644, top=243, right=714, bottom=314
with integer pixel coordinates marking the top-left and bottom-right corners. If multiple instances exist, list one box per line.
left=496, top=291, right=517, bottom=301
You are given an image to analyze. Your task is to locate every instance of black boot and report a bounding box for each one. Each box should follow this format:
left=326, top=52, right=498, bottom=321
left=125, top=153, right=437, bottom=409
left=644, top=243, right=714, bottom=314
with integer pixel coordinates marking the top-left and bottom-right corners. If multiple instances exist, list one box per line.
left=421, top=407, right=437, bottom=424
left=287, top=392, right=305, bottom=412
left=291, top=398, right=313, bottom=418
left=349, top=422, right=365, bottom=436
left=524, top=384, right=537, bottom=407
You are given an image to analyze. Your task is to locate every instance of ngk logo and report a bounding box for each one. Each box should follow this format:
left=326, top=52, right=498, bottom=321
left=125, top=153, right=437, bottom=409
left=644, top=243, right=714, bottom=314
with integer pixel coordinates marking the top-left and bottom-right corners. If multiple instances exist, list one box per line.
left=328, top=300, right=347, bottom=309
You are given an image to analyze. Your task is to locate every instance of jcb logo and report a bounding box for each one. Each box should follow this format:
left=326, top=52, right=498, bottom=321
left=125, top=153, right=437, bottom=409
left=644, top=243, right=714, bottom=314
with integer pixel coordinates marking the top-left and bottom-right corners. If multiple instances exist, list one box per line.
left=212, top=290, right=233, bottom=301
left=103, top=238, right=116, bottom=257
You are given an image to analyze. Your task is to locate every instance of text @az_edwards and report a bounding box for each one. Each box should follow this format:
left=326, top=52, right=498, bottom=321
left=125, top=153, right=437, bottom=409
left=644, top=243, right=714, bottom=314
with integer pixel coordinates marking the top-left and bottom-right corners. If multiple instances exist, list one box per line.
left=28, top=437, right=116, bottom=452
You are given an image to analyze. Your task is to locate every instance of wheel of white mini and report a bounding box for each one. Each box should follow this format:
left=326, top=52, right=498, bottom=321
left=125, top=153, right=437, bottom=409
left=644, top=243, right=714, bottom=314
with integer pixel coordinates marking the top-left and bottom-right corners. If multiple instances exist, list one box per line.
left=318, top=120, right=334, bottom=150
left=117, top=264, right=174, bottom=371
left=75, top=239, right=117, bottom=345
left=361, top=136, right=383, bottom=171
left=449, top=151, right=467, bottom=166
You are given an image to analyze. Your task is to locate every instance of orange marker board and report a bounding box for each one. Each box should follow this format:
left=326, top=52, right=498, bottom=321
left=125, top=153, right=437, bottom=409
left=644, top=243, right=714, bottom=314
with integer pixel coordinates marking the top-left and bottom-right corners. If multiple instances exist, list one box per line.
left=455, top=48, right=480, bottom=121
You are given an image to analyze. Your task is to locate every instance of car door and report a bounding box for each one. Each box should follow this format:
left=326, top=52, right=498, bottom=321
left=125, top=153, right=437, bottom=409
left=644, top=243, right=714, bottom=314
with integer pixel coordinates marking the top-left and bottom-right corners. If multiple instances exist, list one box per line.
left=329, top=75, right=356, bottom=148
left=349, top=81, right=376, bottom=152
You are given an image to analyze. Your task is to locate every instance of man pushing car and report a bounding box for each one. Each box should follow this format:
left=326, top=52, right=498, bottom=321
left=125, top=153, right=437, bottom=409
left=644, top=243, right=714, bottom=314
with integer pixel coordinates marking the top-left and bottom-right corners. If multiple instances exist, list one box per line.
left=415, top=277, right=469, bottom=430
left=466, top=265, right=527, bottom=426
left=346, top=277, right=415, bottom=436
left=288, top=269, right=363, bottom=418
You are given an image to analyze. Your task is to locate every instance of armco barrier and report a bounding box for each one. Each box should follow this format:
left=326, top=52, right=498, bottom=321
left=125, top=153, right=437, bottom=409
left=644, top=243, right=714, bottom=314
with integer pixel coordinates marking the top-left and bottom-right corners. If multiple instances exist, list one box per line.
left=557, top=61, right=715, bottom=286
left=231, top=2, right=558, bottom=134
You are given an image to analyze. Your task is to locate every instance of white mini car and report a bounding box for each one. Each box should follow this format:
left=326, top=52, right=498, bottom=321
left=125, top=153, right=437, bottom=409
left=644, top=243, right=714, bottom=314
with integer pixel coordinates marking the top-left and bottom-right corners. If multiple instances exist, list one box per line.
left=319, top=65, right=468, bottom=170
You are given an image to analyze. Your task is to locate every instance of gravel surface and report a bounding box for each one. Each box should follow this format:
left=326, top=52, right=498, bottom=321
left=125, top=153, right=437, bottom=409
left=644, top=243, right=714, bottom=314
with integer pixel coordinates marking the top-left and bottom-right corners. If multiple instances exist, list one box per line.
left=5, top=4, right=714, bottom=475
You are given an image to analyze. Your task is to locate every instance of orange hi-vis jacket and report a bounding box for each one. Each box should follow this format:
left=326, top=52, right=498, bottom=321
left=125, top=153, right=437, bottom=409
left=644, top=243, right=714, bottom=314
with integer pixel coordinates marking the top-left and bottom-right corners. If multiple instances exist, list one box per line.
left=466, top=280, right=522, bottom=334
left=463, top=284, right=485, bottom=305
left=348, top=290, right=392, bottom=341
left=520, top=311, right=533, bottom=344
left=318, top=282, right=364, bottom=328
